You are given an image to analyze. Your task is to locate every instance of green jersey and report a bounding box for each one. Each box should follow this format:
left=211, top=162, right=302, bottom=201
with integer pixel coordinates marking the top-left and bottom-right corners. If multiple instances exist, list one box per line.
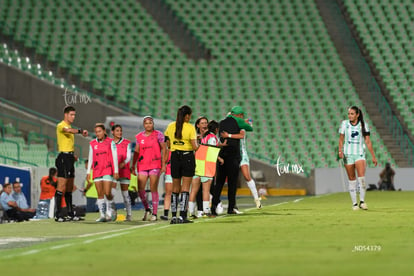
left=339, top=120, right=369, bottom=155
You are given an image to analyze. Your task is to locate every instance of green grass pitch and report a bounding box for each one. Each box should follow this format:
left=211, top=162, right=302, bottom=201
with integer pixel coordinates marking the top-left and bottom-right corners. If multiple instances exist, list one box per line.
left=1, top=191, right=413, bottom=275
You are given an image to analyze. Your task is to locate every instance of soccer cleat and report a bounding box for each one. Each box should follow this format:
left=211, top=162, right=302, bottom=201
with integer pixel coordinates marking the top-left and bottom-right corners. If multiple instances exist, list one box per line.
left=71, top=216, right=84, bottom=221
left=190, top=214, right=198, bottom=220
left=206, top=213, right=216, bottom=218
left=125, top=215, right=132, bottom=222
left=150, top=215, right=157, bottom=221
left=96, top=216, right=106, bottom=222
left=182, top=218, right=194, bottom=223
left=228, top=208, right=243, bottom=215
left=196, top=210, right=204, bottom=218
left=111, top=209, right=118, bottom=221
left=170, top=217, right=177, bottom=224
left=255, top=198, right=262, bottom=209
left=216, top=202, right=224, bottom=215
left=55, top=217, right=66, bottom=222
left=352, top=204, right=359, bottom=211
left=160, top=215, right=169, bottom=221
left=111, top=213, right=117, bottom=222
left=359, top=202, right=368, bottom=210
left=142, top=209, right=151, bottom=221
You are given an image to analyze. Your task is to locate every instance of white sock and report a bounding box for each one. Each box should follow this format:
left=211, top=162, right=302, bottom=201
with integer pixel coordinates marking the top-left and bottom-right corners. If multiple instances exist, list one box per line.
left=203, top=201, right=210, bottom=214
left=111, top=188, right=117, bottom=198
left=246, top=179, right=259, bottom=200
left=348, top=180, right=357, bottom=205
left=122, top=190, right=132, bottom=216
left=97, top=198, right=105, bottom=218
left=358, top=177, right=367, bottom=202
left=188, top=201, right=195, bottom=215
left=105, top=198, right=113, bottom=216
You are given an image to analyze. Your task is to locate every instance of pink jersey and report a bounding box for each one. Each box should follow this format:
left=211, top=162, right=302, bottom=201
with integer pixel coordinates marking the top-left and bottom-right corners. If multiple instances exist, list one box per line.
left=201, top=133, right=219, bottom=146
left=135, top=130, right=164, bottom=171
left=89, top=137, right=118, bottom=179
left=114, top=138, right=131, bottom=179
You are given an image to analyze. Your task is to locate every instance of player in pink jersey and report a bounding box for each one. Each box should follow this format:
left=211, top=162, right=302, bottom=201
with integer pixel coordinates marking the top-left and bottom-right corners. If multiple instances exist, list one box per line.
left=86, top=123, right=119, bottom=222
left=190, top=120, right=224, bottom=217
left=132, top=116, right=166, bottom=221
left=111, top=124, right=133, bottom=221
left=188, top=116, right=208, bottom=218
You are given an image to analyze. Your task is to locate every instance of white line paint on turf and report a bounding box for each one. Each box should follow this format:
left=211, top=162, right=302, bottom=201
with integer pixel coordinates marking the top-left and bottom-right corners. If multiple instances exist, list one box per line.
left=20, top=249, right=41, bottom=256
left=1, top=223, right=157, bottom=259
left=83, top=231, right=131, bottom=244
left=244, top=200, right=289, bottom=212
left=78, top=223, right=154, bottom=238
left=152, top=225, right=171, bottom=231
left=294, top=198, right=304, bottom=203
left=50, top=244, right=74, bottom=250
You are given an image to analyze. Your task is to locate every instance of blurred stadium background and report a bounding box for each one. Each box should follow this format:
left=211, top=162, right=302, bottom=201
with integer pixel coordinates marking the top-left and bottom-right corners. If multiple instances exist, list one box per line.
left=0, top=0, right=413, bottom=191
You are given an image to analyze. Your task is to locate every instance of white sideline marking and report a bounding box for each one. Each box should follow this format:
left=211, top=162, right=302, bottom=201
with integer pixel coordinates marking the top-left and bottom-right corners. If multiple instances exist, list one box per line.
left=83, top=232, right=131, bottom=244
left=152, top=225, right=171, bottom=231
left=294, top=198, right=304, bottom=203
left=1, top=223, right=156, bottom=259
left=50, top=244, right=74, bottom=250
left=1, top=196, right=318, bottom=258
left=20, top=249, right=41, bottom=256
left=78, top=223, right=153, bottom=238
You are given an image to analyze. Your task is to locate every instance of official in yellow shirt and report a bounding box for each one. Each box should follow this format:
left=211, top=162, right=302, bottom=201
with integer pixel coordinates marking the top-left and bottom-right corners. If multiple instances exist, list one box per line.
left=163, top=105, right=199, bottom=224
left=54, top=105, right=88, bottom=222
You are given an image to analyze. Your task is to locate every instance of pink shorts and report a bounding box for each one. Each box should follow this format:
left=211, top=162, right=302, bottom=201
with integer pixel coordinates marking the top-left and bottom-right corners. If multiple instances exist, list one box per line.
left=138, top=168, right=160, bottom=176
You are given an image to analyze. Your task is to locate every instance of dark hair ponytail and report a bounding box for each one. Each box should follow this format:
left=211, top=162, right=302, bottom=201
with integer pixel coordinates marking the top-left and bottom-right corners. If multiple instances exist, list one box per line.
left=204, top=120, right=219, bottom=138
left=349, top=106, right=368, bottom=137
left=48, top=167, right=57, bottom=187
left=175, top=105, right=192, bottom=139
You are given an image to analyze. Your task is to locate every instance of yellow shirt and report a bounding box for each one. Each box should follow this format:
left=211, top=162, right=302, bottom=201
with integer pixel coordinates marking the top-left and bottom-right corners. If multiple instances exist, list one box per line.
left=56, top=120, right=74, bottom=152
left=164, top=122, right=197, bottom=151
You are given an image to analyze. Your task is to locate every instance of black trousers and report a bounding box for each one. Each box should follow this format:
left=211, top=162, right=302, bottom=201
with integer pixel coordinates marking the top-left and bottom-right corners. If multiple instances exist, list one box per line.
left=212, top=156, right=240, bottom=214
left=6, top=209, right=35, bottom=222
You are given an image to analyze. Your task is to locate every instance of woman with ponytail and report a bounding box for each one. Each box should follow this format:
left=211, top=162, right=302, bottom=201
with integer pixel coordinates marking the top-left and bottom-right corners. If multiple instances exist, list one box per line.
left=164, top=105, right=199, bottom=224
left=40, top=167, right=58, bottom=201
left=338, top=106, right=377, bottom=210
left=86, top=123, right=119, bottom=222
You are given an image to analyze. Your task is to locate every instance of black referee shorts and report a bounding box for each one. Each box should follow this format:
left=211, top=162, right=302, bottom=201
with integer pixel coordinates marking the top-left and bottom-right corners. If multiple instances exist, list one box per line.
left=55, top=152, right=75, bottom=178
left=171, top=150, right=195, bottom=179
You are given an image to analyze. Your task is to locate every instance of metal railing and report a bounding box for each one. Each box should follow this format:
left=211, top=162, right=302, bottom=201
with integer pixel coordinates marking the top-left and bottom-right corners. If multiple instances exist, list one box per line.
left=0, top=20, right=154, bottom=116
left=0, top=154, right=38, bottom=167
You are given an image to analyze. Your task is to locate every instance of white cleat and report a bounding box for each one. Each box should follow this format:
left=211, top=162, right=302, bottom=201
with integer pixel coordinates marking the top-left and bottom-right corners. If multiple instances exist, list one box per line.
left=359, top=202, right=368, bottom=210
left=229, top=208, right=244, bottom=215
left=196, top=210, right=204, bottom=218
left=143, top=210, right=151, bottom=221
left=352, top=204, right=359, bottom=211
left=255, top=198, right=262, bottom=209
left=216, top=202, right=224, bottom=215
left=96, top=216, right=106, bottom=222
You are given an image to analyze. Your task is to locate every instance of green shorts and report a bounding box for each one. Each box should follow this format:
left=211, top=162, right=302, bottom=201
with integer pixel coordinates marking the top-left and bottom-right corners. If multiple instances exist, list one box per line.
left=94, top=175, right=114, bottom=182
left=240, top=152, right=250, bottom=167
left=116, top=177, right=130, bottom=185
left=165, top=174, right=172, bottom=183
left=343, top=153, right=365, bottom=165
left=200, top=176, right=213, bottom=183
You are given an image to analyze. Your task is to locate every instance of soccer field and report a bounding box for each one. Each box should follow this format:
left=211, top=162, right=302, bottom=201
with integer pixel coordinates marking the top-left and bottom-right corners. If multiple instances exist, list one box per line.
left=1, top=192, right=413, bottom=276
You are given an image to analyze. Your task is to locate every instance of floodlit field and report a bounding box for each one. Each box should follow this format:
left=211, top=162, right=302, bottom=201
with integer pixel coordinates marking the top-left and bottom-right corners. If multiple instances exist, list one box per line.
left=1, top=192, right=413, bottom=276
